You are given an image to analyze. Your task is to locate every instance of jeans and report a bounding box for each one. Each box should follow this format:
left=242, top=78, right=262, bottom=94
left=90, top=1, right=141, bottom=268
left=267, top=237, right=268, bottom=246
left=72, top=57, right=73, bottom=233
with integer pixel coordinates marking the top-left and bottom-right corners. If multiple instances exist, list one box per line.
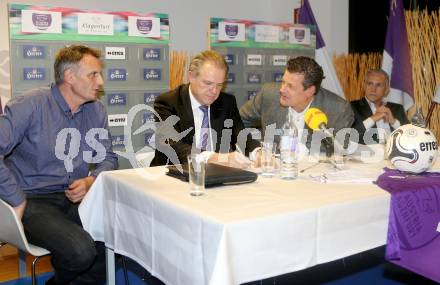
left=22, top=192, right=106, bottom=285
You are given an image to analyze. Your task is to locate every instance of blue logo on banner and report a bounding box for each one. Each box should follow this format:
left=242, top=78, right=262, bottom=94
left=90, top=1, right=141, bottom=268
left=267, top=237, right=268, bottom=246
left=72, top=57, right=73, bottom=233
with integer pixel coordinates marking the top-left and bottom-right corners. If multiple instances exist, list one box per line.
left=247, top=73, right=261, bottom=84
left=23, top=45, right=45, bottom=59
left=23, top=68, right=45, bottom=80
left=111, top=135, right=125, bottom=148
left=273, top=72, right=283, bottom=82
left=144, top=92, right=160, bottom=105
left=248, top=90, right=257, bottom=100
left=224, top=54, right=235, bottom=65
left=108, top=68, right=127, bottom=81
left=144, top=132, right=155, bottom=145
left=143, top=112, right=156, bottom=124
left=107, top=93, right=127, bottom=106
left=227, top=73, right=235, bottom=84
left=143, top=48, right=161, bottom=60
left=143, top=69, right=161, bottom=81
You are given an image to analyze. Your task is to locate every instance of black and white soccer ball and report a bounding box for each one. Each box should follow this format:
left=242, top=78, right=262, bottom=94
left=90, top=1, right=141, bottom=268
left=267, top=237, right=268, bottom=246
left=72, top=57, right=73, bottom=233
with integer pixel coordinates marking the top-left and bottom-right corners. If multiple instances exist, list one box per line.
left=385, top=124, right=438, bottom=173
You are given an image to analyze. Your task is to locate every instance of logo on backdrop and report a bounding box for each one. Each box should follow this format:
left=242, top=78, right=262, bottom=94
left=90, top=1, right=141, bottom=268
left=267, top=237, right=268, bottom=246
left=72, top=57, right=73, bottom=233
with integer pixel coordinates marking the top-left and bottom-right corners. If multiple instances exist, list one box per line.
left=143, top=112, right=156, bottom=124
left=23, top=45, right=46, bottom=59
left=144, top=92, right=160, bottom=105
left=143, top=69, right=161, bottom=81
left=273, top=72, right=283, bottom=83
left=107, top=93, right=127, bottom=106
left=108, top=114, right=128, bottom=127
left=218, top=21, right=245, bottom=41
left=143, top=48, right=161, bottom=60
left=23, top=68, right=46, bottom=80
left=128, top=16, right=161, bottom=38
left=108, top=68, right=127, bottom=81
left=272, top=55, right=287, bottom=66
left=247, top=73, right=262, bottom=84
left=77, top=13, right=114, bottom=36
left=105, top=47, right=126, bottom=60
left=111, top=135, right=126, bottom=148
left=248, top=90, right=257, bottom=100
left=21, top=10, right=62, bottom=34
left=247, top=54, right=263, bottom=65
left=227, top=73, right=235, bottom=84
left=224, top=54, right=235, bottom=65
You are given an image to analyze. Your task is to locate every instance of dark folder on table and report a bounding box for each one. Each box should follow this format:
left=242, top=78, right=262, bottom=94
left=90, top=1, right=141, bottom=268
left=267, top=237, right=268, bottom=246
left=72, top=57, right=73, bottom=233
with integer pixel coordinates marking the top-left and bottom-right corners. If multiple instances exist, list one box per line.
left=167, top=163, right=258, bottom=187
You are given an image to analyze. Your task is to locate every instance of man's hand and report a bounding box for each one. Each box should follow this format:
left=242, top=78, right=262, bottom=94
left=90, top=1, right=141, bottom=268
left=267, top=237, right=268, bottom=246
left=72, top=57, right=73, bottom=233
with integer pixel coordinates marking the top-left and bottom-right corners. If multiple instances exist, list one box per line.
left=65, top=176, right=95, bottom=203
left=208, top=151, right=251, bottom=169
left=376, top=106, right=395, bottom=124
left=13, top=200, right=27, bottom=220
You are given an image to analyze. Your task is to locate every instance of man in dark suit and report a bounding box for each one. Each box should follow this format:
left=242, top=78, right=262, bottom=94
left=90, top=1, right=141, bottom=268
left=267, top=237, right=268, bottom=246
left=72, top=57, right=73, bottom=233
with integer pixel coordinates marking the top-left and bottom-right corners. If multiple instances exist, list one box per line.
left=151, top=50, right=254, bottom=168
left=351, top=69, right=409, bottom=144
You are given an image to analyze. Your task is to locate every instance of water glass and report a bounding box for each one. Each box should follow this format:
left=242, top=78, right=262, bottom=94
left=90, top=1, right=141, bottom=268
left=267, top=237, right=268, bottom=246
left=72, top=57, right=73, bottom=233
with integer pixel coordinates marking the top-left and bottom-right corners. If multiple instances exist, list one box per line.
left=187, top=155, right=205, bottom=196
left=261, top=142, right=276, bottom=177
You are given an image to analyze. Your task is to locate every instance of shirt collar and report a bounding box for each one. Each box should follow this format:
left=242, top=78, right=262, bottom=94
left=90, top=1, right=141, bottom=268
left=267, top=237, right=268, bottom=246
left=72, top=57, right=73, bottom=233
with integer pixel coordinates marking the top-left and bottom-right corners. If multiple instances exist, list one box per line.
left=189, top=85, right=207, bottom=111
left=51, top=83, right=84, bottom=115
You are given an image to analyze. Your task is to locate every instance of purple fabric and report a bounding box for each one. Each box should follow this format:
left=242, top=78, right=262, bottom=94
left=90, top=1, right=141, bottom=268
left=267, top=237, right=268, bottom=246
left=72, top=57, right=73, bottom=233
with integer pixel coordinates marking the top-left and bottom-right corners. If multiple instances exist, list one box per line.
left=384, top=0, right=414, bottom=98
left=376, top=168, right=440, bottom=282
left=298, top=0, right=325, bottom=49
left=199, top=105, right=209, bottom=150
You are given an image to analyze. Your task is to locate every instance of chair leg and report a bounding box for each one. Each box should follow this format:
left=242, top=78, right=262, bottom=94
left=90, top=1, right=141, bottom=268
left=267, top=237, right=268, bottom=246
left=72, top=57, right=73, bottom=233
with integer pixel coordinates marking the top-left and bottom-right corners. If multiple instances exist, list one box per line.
left=32, top=256, right=43, bottom=285
left=121, top=256, right=130, bottom=285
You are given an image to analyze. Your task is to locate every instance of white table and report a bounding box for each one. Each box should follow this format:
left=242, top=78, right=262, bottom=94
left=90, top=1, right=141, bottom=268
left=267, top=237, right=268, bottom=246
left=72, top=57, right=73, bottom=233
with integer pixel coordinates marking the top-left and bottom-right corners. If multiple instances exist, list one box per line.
left=79, top=161, right=391, bottom=285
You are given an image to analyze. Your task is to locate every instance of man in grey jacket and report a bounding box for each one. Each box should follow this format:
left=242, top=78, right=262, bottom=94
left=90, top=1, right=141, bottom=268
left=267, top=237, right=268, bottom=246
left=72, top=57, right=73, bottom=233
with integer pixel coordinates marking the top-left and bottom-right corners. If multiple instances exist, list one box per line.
left=239, top=56, right=354, bottom=154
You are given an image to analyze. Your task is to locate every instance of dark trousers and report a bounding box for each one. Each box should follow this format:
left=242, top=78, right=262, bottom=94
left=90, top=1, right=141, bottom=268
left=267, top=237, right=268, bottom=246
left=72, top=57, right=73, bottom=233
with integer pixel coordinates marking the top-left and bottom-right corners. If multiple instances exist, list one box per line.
left=22, top=192, right=106, bottom=285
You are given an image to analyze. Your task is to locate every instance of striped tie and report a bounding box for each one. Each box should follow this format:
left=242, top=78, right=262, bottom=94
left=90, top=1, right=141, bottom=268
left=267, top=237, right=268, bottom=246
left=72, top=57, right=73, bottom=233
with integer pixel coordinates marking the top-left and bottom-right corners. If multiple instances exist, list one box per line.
left=199, top=105, right=209, bottom=150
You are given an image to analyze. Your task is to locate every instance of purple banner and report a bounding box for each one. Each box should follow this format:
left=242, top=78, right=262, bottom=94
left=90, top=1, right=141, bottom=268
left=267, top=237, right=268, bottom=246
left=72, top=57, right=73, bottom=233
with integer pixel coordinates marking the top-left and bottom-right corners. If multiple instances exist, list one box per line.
left=376, top=168, right=440, bottom=283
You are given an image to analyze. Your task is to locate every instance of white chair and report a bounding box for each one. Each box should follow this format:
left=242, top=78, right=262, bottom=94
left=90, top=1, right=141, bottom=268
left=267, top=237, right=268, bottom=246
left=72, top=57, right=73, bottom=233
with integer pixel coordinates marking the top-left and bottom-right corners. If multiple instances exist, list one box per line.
left=0, top=199, right=50, bottom=285
left=135, top=152, right=155, bottom=168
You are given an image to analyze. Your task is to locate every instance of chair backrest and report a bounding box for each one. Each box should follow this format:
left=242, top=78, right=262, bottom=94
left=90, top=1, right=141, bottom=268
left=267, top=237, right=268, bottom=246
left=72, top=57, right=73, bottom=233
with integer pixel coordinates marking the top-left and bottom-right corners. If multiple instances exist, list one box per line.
left=135, top=152, right=155, bottom=168
left=0, top=199, right=48, bottom=256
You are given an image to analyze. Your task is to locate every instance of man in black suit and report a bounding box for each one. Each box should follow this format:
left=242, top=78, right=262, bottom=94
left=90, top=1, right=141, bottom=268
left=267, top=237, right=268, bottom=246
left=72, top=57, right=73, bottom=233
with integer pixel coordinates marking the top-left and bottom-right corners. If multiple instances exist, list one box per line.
left=351, top=69, right=409, bottom=144
left=150, top=50, right=254, bottom=168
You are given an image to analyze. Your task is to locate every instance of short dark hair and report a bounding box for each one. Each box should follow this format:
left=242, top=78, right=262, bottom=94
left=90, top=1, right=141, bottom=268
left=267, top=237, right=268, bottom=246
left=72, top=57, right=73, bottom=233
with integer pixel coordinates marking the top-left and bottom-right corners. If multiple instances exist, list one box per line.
left=286, top=56, right=324, bottom=92
left=54, top=45, right=102, bottom=84
left=189, top=50, right=229, bottom=77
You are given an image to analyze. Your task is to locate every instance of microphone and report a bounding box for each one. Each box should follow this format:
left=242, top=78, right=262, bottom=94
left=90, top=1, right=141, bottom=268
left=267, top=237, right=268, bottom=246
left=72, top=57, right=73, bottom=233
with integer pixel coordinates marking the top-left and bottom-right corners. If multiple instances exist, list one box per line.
left=304, top=108, right=342, bottom=158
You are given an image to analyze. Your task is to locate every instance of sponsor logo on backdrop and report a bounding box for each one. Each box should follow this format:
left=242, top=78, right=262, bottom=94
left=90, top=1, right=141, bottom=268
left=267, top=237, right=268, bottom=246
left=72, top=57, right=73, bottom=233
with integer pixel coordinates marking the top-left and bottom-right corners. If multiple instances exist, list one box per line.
left=273, top=55, right=287, bottom=66
left=128, top=16, right=161, bottom=38
left=105, top=47, right=126, bottom=60
left=23, top=68, right=46, bottom=80
left=108, top=68, right=127, bottom=81
left=248, top=90, right=257, bottom=100
left=143, top=112, right=156, bottom=124
left=144, top=92, right=160, bottom=105
left=227, top=73, right=235, bottom=84
left=273, top=72, right=283, bottom=82
left=107, top=93, right=127, bottom=106
left=288, top=27, right=311, bottom=45
left=218, top=21, right=245, bottom=41
left=143, top=69, right=161, bottom=81
left=143, top=48, right=161, bottom=60
left=77, top=13, right=114, bottom=36
left=21, top=10, right=62, bottom=33
left=108, top=114, right=128, bottom=127
left=224, top=54, right=235, bottom=65
left=23, top=45, right=46, bottom=59
left=247, top=73, right=262, bottom=84
left=111, top=135, right=125, bottom=147
left=247, top=54, right=262, bottom=65
left=254, top=24, right=280, bottom=43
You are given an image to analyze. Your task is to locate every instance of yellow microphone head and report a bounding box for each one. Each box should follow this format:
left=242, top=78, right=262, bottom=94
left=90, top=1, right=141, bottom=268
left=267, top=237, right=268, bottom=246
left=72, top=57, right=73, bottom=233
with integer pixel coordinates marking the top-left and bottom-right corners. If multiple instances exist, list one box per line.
left=304, top=107, right=328, bottom=130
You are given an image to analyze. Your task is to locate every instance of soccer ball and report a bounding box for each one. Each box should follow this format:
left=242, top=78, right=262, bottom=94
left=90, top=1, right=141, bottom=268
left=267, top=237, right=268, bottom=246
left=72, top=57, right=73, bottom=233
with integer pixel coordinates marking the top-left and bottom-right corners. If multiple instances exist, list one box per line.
left=385, top=124, right=438, bottom=173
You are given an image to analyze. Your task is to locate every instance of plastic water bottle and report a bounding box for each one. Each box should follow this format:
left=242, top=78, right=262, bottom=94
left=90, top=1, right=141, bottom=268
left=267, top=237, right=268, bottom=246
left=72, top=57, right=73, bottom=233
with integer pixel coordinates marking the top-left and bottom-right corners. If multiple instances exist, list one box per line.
left=280, top=107, right=298, bottom=180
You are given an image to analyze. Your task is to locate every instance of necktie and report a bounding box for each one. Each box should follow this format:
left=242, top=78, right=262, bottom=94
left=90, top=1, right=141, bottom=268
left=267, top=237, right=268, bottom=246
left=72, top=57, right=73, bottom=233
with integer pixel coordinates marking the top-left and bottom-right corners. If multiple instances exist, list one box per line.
left=199, top=105, right=209, bottom=150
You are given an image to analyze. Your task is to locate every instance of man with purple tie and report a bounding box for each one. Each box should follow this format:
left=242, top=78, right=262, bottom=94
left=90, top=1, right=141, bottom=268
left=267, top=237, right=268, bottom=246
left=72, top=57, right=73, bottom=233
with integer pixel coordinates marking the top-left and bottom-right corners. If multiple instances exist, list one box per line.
left=151, top=50, right=255, bottom=168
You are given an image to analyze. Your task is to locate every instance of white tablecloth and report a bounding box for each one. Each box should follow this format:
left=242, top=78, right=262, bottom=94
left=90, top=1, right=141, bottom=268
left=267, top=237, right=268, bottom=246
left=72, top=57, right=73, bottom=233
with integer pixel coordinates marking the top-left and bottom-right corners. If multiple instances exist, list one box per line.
left=79, top=161, right=391, bottom=285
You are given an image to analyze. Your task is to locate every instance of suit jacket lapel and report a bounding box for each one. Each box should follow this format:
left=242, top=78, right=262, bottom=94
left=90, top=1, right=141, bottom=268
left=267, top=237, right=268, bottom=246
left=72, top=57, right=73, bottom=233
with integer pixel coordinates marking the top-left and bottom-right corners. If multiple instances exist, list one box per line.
left=179, top=85, right=196, bottom=140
